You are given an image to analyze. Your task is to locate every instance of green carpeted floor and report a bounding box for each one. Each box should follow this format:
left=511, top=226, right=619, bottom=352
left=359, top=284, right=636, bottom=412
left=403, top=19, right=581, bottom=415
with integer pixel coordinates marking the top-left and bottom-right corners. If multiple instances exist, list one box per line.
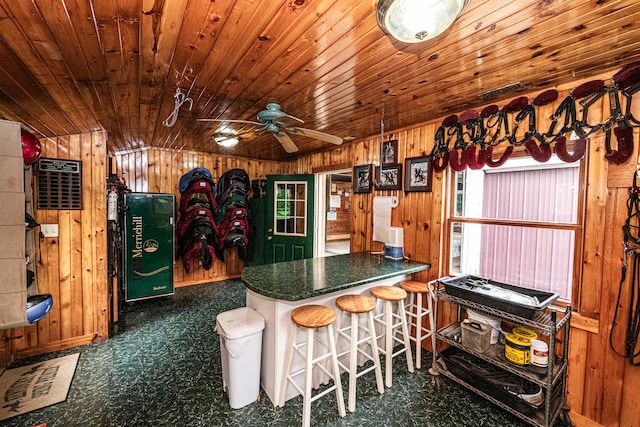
left=0, top=279, right=534, bottom=427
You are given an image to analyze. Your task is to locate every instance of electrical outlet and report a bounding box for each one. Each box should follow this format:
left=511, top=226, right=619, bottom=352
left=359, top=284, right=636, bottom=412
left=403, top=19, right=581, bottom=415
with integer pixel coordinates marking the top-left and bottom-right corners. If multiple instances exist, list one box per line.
left=41, top=224, right=59, bottom=237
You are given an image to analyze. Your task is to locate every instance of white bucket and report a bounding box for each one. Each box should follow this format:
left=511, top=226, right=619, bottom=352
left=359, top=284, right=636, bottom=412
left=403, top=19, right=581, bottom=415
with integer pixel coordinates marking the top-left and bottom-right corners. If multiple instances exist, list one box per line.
left=530, top=339, right=549, bottom=367
left=467, top=310, right=501, bottom=344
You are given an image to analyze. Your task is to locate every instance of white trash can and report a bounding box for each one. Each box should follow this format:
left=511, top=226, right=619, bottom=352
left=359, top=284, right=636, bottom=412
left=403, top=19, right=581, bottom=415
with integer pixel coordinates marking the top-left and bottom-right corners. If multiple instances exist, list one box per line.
left=215, top=307, right=265, bottom=409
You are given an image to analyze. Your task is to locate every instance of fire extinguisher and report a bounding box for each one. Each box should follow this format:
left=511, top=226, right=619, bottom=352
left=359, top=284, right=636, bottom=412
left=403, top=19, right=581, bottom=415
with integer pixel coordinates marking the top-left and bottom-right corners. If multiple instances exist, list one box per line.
left=107, top=186, right=118, bottom=221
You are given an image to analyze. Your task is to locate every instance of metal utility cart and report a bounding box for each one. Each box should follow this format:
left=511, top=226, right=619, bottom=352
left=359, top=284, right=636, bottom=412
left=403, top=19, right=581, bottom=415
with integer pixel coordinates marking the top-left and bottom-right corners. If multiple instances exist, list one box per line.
left=431, top=276, right=571, bottom=427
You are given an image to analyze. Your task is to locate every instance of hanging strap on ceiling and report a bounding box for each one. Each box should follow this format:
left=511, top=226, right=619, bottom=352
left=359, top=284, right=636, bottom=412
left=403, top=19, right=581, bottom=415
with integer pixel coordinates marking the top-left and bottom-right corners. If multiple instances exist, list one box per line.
left=610, top=172, right=640, bottom=365
left=163, top=88, right=193, bottom=127
left=380, top=109, right=385, bottom=144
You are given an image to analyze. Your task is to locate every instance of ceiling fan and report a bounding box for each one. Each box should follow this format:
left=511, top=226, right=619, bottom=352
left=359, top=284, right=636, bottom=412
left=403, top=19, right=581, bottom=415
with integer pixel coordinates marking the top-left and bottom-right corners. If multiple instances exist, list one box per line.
left=197, top=103, right=343, bottom=153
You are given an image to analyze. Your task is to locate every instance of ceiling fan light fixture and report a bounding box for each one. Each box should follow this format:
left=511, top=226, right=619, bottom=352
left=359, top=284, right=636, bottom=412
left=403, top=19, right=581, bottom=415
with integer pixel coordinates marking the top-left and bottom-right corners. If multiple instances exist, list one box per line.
left=213, top=133, right=239, bottom=148
left=376, top=0, right=469, bottom=43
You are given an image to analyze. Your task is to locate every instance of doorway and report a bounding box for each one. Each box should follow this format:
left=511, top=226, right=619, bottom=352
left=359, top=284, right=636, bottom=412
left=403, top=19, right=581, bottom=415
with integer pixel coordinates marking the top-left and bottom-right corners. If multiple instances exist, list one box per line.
left=314, top=169, right=352, bottom=257
left=265, top=174, right=315, bottom=263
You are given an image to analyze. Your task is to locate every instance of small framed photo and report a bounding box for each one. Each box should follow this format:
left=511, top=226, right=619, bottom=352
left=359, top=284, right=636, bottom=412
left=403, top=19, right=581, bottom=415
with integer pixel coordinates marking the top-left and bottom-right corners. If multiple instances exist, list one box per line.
left=375, top=163, right=402, bottom=190
left=353, top=164, right=373, bottom=193
left=381, top=139, right=398, bottom=165
left=404, top=156, right=432, bottom=192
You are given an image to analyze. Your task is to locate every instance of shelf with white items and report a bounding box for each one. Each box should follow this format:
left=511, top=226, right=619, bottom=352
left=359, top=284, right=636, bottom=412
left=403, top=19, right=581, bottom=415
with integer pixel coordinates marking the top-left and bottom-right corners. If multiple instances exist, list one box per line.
left=432, top=284, right=572, bottom=427
left=437, top=323, right=567, bottom=389
left=438, top=289, right=571, bottom=334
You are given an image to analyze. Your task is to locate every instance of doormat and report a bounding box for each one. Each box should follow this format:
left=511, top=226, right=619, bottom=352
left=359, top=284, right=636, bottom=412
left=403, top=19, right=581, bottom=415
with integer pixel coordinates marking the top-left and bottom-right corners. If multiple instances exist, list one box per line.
left=0, top=353, right=79, bottom=421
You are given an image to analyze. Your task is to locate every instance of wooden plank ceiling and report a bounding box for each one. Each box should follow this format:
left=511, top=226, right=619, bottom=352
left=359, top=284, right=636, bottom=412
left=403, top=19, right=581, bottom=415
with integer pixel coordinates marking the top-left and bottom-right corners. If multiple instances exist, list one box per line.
left=1, top=0, right=639, bottom=161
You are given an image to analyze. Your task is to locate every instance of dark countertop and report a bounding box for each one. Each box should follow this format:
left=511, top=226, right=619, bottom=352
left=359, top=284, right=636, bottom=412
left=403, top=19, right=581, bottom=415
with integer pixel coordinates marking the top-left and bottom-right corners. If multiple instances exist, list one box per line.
left=241, top=252, right=430, bottom=301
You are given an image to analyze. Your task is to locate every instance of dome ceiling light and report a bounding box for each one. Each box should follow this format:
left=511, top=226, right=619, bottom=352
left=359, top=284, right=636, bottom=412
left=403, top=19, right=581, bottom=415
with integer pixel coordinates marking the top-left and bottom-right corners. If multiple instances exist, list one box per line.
left=213, top=133, right=240, bottom=148
left=376, top=0, right=469, bottom=43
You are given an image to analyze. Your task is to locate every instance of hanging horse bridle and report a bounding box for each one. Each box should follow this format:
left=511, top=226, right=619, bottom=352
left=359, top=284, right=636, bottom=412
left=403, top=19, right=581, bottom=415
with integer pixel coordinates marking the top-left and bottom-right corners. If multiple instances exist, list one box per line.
left=429, top=61, right=640, bottom=172
left=610, top=173, right=640, bottom=365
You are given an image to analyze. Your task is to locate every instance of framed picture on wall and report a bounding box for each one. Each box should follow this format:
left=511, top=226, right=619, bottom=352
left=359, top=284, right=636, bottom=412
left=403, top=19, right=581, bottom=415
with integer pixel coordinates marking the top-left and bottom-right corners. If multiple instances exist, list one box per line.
left=381, top=139, right=398, bottom=165
left=404, top=156, right=432, bottom=192
left=353, top=164, right=373, bottom=193
left=375, top=163, right=402, bottom=190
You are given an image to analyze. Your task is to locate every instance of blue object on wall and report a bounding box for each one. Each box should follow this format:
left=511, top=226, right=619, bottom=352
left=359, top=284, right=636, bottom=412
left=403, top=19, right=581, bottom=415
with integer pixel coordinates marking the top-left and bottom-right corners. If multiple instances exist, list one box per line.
left=26, top=294, right=53, bottom=324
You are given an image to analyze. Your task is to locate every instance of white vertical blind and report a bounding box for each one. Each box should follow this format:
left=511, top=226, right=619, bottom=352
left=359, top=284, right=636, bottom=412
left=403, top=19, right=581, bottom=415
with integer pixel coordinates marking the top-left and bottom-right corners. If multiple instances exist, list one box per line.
left=478, top=167, right=579, bottom=298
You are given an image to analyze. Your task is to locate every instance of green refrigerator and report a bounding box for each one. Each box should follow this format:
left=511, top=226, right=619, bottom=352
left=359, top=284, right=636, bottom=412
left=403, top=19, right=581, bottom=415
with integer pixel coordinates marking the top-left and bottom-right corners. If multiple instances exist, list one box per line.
left=123, top=193, right=175, bottom=302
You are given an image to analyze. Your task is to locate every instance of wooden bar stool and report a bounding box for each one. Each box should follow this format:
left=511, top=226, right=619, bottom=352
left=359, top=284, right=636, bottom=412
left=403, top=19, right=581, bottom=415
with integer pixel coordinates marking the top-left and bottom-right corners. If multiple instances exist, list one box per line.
left=335, top=294, right=384, bottom=412
left=370, top=285, right=414, bottom=388
left=398, top=280, right=436, bottom=369
left=281, top=304, right=346, bottom=427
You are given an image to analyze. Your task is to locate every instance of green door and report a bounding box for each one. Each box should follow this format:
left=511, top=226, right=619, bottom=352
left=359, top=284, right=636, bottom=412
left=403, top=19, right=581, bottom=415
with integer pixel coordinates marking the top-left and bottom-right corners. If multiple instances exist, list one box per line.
left=265, top=174, right=314, bottom=263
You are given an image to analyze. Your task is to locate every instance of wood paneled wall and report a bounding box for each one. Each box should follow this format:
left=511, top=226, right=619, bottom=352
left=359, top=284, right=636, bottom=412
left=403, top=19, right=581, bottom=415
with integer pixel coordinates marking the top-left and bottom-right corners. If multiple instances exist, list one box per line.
left=290, top=72, right=640, bottom=426
left=0, top=144, right=285, bottom=365
left=0, top=131, right=108, bottom=365
left=289, top=127, right=441, bottom=286
left=574, top=102, right=640, bottom=426
left=2, top=71, right=640, bottom=426
left=114, top=148, right=285, bottom=286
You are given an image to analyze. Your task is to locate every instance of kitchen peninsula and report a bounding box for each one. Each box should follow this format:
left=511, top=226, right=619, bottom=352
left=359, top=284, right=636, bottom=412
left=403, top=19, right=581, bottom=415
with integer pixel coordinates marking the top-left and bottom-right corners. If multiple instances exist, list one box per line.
left=242, top=252, right=430, bottom=405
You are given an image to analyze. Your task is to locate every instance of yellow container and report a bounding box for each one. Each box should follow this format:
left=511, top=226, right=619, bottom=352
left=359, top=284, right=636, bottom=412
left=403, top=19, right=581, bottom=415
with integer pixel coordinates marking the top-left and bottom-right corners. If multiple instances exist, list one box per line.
left=511, top=326, right=538, bottom=341
left=505, top=333, right=531, bottom=366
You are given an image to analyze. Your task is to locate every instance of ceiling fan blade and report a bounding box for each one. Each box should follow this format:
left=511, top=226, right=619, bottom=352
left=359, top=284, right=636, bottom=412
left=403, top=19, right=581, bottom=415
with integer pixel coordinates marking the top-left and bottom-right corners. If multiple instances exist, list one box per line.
left=279, top=112, right=304, bottom=124
left=196, top=118, right=262, bottom=126
left=286, top=127, right=343, bottom=145
left=274, top=116, right=305, bottom=128
left=232, top=128, right=264, bottom=138
left=261, top=102, right=304, bottom=125
left=274, top=132, right=298, bottom=153
left=213, top=127, right=262, bottom=141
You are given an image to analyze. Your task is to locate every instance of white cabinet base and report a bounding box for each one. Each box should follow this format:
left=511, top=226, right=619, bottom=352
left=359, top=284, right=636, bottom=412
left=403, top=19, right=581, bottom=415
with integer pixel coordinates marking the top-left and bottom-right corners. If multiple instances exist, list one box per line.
left=246, top=274, right=407, bottom=407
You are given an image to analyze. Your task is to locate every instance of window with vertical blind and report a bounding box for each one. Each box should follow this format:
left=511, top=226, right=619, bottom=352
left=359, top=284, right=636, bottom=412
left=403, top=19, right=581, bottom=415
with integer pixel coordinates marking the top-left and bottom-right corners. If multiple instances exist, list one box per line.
left=448, top=156, right=584, bottom=301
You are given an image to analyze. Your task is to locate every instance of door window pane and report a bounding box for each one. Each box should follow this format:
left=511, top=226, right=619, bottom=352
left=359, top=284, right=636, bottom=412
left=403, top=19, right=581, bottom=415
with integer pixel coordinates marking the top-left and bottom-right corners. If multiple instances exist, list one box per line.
left=274, top=181, right=307, bottom=236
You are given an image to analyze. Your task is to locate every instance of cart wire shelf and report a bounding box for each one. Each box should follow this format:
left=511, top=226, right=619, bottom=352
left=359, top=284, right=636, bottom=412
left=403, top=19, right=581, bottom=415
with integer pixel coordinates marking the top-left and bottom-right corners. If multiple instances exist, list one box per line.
left=436, top=326, right=568, bottom=388
left=436, top=287, right=571, bottom=335
left=432, top=280, right=571, bottom=427
left=434, top=358, right=565, bottom=427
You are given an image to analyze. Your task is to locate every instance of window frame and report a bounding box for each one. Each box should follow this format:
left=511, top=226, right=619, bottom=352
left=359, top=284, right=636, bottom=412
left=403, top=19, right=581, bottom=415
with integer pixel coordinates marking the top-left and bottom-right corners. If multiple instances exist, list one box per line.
left=273, top=180, right=309, bottom=238
left=443, top=152, right=588, bottom=304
